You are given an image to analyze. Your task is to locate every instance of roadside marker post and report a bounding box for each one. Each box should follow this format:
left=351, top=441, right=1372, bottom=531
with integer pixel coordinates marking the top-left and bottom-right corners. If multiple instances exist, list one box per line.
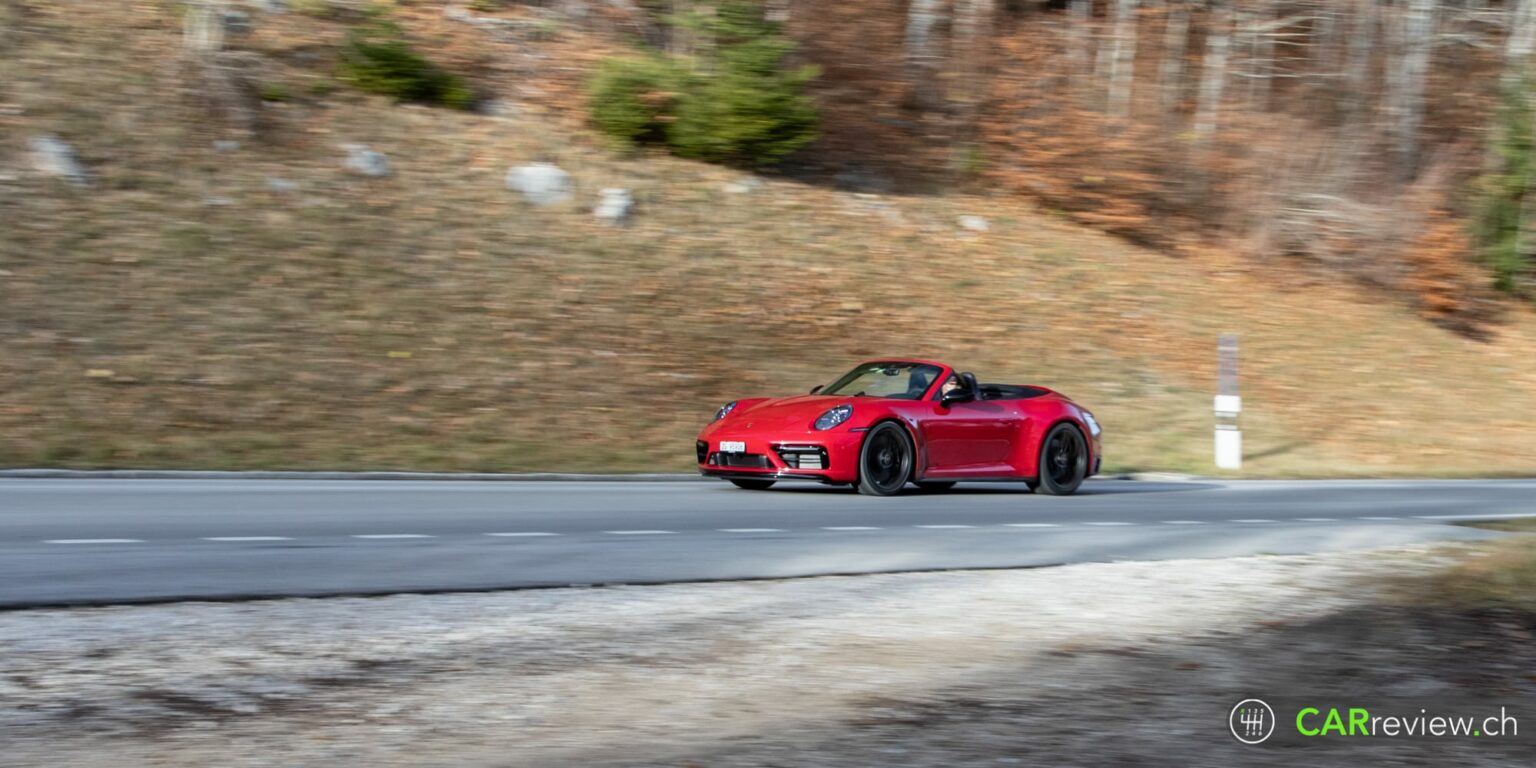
left=1215, top=334, right=1242, bottom=470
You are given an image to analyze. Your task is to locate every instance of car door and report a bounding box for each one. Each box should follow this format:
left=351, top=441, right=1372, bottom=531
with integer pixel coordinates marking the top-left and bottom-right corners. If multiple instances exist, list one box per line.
left=920, top=398, right=1019, bottom=475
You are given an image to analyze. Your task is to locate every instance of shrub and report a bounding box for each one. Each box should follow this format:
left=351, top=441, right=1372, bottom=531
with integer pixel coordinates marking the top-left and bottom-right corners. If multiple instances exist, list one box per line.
left=1472, top=78, right=1535, bottom=297
left=588, top=56, right=686, bottom=148
left=666, top=1, right=819, bottom=167
left=587, top=0, right=818, bottom=168
left=339, top=22, right=474, bottom=110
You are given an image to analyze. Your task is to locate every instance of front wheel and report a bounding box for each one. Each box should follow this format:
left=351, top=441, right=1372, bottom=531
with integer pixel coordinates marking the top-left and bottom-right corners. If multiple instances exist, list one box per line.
left=857, top=422, right=913, bottom=497
left=729, top=479, right=776, bottom=490
left=1036, top=423, right=1088, bottom=496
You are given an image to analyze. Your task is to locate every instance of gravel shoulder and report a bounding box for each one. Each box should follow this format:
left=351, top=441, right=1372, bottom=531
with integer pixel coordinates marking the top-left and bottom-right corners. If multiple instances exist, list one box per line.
left=1, top=545, right=1531, bottom=767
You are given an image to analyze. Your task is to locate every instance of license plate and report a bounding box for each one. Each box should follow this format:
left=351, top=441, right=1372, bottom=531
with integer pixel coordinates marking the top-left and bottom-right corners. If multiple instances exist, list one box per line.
left=719, top=441, right=746, bottom=453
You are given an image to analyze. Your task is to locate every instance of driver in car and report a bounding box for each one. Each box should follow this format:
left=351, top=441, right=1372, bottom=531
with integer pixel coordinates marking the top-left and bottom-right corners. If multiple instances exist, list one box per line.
left=939, top=374, right=962, bottom=398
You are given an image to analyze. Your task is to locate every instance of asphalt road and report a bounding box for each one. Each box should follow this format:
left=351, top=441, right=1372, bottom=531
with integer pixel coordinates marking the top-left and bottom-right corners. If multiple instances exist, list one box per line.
left=1, top=477, right=1532, bottom=607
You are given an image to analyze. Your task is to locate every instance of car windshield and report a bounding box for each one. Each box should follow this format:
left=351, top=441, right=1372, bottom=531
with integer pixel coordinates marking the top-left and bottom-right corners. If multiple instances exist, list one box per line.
left=820, top=362, right=944, bottom=400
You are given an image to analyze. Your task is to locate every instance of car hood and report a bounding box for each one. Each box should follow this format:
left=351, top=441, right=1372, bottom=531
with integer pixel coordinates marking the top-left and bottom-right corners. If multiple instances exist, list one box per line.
left=732, top=395, right=856, bottom=431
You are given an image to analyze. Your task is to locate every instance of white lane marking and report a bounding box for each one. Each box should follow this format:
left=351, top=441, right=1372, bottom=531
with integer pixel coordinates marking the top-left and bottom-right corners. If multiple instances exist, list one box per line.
left=718, top=528, right=784, bottom=533
left=1160, top=520, right=1204, bottom=525
left=1005, top=523, right=1060, bottom=528
left=822, top=526, right=882, bottom=531
left=352, top=534, right=434, bottom=539
left=44, top=538, right=143, bottom=544
left=1232, top=519, right=1276, bottom=524
left=1359, top=516, right=1400, bottom=521
left=604, top=530, right=674, bottom=535
left=1296, top=518, right=1337, bottom=522
left=202, top=536, right=293, bottom=542
left=1413, top=513, right=1536, bottom=521
left=485, top=532, right=561, bottom=537
left=1083, top=522, right=1134, bottom=526
left=915, top=524, right=975, bottom=529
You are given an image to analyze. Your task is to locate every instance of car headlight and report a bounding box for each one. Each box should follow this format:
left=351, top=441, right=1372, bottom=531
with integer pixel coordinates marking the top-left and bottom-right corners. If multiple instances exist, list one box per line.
left=1082, top=411, right=1101, bottom=437
left=814, top=404, right=853, bottom=431
left=713, top=401, right=738, bottom=422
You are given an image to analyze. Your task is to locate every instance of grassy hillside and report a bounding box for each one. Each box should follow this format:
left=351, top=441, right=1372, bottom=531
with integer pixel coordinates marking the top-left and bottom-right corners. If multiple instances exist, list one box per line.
left=2, top=2, right=1534, bottom=476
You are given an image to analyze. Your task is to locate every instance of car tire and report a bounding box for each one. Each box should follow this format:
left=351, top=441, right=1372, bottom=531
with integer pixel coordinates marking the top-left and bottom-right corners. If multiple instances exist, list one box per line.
left=857, top=422, right=913, bottom=497
left=914, top=481, right=956, bottom=492
left=1036, top=423, right=1088, bottom=496
left=729, top=479, right=776, bottom=490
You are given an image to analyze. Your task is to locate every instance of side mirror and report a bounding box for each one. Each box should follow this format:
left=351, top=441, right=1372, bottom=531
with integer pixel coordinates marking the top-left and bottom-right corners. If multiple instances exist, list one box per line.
left=810, top=385, right=823, bottom=394
left=940, top=388, right=975, bottom=406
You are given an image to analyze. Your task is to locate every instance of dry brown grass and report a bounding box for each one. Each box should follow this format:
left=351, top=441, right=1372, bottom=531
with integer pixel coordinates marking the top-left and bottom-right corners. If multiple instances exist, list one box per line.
left=1400, top=527, right=1536, bottom=612
left=2, top=2, right=1535, bottom=474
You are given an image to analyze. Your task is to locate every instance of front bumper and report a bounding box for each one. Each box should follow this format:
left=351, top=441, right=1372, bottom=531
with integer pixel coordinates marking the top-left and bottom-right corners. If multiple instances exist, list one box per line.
left=695, top=429, right=864, bottom=484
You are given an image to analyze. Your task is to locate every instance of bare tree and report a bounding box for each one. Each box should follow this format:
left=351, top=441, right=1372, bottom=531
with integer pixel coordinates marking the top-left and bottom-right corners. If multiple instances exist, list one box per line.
left=952, top=0, right=997, bottom=110
left=1107, top=0, right=1139, bottom=117
left=1341, top=0, right=1376, bottom=126
left=1195, top=2, right=1232, bottom=141
left=1243, top=0, right=1275, bottom=111
left=1070, top=0, right=1094, bottom=89
left=1159, top=1, right=1191, bottom=112
left=1389, top=0, right=1435, bottom=180
left=904, top=0, right=948, bottom=111
left=1504, top=0, right=1536, bottom=85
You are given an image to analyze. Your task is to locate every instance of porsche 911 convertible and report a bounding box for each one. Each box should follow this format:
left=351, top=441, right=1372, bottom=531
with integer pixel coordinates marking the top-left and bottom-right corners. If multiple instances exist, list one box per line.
left=696, top=359, right=1102, bottom=496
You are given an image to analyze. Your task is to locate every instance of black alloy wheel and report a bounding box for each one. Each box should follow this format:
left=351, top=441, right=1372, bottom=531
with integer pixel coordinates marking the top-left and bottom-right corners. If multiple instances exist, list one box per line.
left=857, top=422, right=914, bottom=497
left=1036, top=423, right=1088, bottom=496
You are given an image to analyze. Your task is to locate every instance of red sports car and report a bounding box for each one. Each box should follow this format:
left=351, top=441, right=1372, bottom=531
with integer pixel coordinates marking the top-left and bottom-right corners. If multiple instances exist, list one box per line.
left=697, top=359, right=1102, bottom=496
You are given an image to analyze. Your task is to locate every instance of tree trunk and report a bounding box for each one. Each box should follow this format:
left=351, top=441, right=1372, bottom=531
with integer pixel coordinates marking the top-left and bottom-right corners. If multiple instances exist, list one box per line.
left=1158, top=1, right=1189, bottom=112
left=952, top=0, right=996, bottom=110
left=1107, top=0, right=1139, bottom=118
left=904, top=0, right=947, bottom=111
left=1070, top=0, right=1093, bottom=90
left=1246, top=0, right=1275, bottom=112
left=1392, top=0, right=1435, bottom=180
left=1341, top=0, right=1376, bottom=126
left=1195, top=3, right=1231, bottom=141
left=1504, top=0, right=1536, bottom=86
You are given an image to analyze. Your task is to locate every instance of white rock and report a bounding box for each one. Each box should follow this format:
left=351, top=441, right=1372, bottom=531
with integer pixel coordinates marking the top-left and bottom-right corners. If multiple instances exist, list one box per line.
left=265, top=177, right=298, bottom=193
left=28, top=135, right=90, bottom=186
left=593, top=188, right=633, bottom=226
left=505, top=163, right=572, bottom=206
left=958, top=215, right=990, bottom=232
left=722, top=175, right=763, bottom=194
left=341, top=143, right=390, bottom=177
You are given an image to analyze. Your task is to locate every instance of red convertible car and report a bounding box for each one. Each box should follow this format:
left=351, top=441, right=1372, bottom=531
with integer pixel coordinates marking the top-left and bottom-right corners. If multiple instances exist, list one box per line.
left=697, top=359, right=1102, bottom=496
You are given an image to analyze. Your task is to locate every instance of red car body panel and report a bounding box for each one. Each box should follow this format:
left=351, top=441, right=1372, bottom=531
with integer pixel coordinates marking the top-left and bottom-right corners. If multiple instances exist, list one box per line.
left=696, top=359, right=1102, bottom=485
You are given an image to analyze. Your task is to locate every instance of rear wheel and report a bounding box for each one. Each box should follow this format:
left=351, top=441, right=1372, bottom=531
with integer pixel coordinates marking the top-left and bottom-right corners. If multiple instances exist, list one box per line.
left=914, top=481, right=956, bottom=492
left=729, top=479, right=776, bottom=490
left=1036, top=423, right=1088, bottom=496
left=857, top=422, right=913, bottom=497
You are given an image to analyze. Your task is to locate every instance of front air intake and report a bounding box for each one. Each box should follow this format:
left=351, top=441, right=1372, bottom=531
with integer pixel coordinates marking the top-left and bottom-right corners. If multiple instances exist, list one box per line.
left=773, top=445, right=829, bottom=471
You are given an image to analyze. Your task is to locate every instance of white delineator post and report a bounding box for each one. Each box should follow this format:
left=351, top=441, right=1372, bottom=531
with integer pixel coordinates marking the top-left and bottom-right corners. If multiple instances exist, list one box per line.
left=1215, top=334, right=1242, bottom=470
